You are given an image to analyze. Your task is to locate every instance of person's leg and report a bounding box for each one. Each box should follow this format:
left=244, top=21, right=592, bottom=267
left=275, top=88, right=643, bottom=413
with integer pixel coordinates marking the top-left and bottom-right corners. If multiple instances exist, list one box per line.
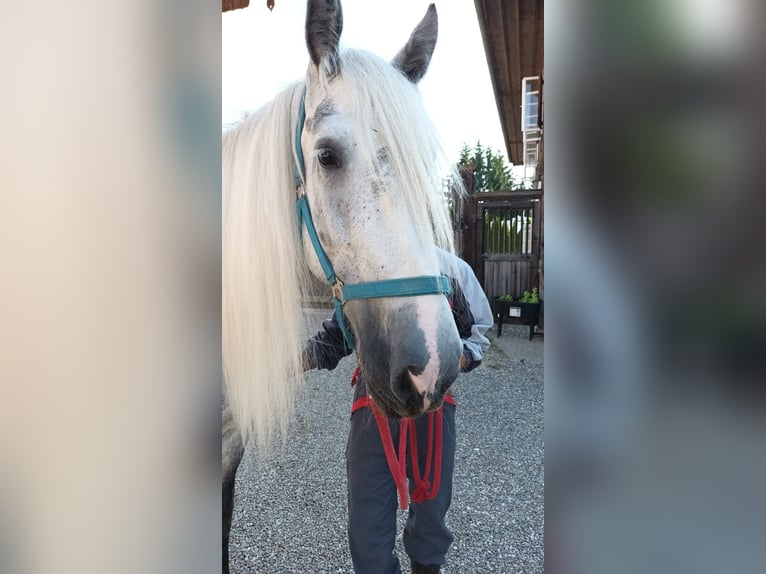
left=222, top=405, right=245, bottom=574
left=403, top=403, right=457, bottom=570
left=346, top=407, right=402, bottom=574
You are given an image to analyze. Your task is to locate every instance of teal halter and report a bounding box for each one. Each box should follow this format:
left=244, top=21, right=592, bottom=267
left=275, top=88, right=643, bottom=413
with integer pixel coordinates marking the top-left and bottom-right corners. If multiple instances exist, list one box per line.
left=292, top=88, right=451, bottom=349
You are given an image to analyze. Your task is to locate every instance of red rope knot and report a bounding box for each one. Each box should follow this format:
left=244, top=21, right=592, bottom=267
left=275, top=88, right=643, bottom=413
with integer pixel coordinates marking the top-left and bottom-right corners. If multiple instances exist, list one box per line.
left=411, top=481, right=432, bottom=504
left=408, top=411, right=443, bottom=504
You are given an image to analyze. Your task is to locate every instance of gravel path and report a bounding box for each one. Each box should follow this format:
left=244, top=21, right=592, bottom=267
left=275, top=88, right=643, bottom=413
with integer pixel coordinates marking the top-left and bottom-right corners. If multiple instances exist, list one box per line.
left=230, top=323, right=543, bottom=573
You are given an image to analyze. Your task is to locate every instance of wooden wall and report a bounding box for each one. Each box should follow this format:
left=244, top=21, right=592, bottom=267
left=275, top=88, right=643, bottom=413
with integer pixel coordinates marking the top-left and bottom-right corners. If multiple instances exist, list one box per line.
left=483, top=257, right=533, bottom=301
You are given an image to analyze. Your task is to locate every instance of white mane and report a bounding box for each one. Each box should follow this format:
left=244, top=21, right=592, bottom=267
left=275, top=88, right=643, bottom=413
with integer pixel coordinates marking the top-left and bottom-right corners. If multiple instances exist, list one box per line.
left=223, top=49, right=462, bottom=447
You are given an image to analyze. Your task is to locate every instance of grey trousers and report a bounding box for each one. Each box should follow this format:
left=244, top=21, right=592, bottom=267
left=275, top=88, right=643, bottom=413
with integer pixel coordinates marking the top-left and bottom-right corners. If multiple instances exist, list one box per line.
left=345, top=400, right=456, bottom=574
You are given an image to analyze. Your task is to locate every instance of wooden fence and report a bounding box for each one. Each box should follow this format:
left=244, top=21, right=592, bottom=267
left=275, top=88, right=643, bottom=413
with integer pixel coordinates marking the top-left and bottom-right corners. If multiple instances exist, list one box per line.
left=453, top=173, right=543, bottom=303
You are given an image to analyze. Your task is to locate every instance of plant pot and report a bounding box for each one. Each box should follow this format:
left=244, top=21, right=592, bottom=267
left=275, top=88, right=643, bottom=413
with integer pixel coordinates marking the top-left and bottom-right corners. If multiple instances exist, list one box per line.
left=493, top=298, right=513, bottom=316
left=494, top=298, right=540, bottom=319
left=515, top=302, right=541, bottom=321
left=494, top=297, right=541, bottom=339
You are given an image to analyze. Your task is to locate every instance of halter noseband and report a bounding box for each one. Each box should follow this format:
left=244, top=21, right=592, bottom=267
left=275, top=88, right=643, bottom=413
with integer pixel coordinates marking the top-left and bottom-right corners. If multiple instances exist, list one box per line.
left=292, top=88, right=451, bottom=350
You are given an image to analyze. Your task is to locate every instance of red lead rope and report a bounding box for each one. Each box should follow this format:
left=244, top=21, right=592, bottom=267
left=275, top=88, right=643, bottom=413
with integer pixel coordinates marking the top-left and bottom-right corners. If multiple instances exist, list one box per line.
left=351, top=391, right=455, bottom=510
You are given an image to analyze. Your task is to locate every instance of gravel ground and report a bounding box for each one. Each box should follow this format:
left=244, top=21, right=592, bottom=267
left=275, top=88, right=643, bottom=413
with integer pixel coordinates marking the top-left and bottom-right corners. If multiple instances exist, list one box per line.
left=230, top=321, right=544, bottom=573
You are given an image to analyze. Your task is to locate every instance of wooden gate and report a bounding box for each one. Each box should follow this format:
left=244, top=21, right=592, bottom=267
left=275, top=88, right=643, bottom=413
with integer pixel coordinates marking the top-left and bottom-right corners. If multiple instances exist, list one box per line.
left=454, top=179, right=543, bottom=303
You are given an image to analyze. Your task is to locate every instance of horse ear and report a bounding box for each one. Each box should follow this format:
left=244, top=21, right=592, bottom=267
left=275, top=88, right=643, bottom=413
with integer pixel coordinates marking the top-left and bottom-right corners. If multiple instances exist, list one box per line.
left=392, top=4, right=438, bottom=84
left=306, top=0, right=343, bottom=76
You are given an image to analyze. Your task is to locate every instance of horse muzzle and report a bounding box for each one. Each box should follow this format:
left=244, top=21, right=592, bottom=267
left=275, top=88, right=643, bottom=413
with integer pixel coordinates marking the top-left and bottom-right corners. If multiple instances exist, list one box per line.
left=354, top=297, right=462, bottom=418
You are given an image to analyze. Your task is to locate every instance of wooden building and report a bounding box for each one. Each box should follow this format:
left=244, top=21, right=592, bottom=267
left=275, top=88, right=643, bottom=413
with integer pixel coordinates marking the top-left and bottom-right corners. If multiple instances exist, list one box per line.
left=456, top=1, right=544, bottom=322
left=222, top=0, right=249, bottom=12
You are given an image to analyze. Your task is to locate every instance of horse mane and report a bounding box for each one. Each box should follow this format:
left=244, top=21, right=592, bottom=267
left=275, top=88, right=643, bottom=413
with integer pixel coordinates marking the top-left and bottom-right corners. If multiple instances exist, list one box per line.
left=223, top=50, right=462, bottom=448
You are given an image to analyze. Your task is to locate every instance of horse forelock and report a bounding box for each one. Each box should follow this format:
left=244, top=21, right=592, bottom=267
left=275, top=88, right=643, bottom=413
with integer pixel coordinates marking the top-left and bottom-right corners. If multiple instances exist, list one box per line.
left=302, top=49, right=460, bottom=267
left=339, top=50, right=459, bottom=252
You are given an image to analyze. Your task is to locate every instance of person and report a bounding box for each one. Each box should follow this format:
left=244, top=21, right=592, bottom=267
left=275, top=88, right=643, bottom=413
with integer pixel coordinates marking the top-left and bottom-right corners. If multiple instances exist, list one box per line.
left=303, top=250, right=493, bottom=574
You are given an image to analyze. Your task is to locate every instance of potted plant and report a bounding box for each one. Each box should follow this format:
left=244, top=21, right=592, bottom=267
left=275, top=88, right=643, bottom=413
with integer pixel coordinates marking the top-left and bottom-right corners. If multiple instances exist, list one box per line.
left=494, top=288, right=541, bottom=339
left=494, top=293, right=516, bottom=317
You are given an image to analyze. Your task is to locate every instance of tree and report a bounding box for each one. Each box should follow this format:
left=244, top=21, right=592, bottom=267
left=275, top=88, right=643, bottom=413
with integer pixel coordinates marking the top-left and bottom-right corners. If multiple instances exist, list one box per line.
left=459, top=141, right=514, bottom=192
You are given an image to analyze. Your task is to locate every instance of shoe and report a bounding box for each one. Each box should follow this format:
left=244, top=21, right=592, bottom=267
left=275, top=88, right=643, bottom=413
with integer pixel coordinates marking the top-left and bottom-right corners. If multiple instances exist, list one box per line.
left=411, top=561, right=441, bottom=574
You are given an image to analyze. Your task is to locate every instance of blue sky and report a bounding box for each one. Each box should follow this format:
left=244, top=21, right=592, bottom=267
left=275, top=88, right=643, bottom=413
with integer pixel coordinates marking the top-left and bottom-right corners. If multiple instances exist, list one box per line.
left=222, top=0, right=508, bottom=165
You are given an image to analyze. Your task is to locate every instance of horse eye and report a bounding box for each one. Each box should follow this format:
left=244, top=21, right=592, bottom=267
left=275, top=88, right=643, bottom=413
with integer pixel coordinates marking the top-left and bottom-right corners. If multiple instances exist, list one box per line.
left=317, top=148, right=340, bottom=169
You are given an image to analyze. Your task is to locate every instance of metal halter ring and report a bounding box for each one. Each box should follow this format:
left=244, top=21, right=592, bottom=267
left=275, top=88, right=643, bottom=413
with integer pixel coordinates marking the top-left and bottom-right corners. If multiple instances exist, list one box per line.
left=331, top=279, right=345, bottom=303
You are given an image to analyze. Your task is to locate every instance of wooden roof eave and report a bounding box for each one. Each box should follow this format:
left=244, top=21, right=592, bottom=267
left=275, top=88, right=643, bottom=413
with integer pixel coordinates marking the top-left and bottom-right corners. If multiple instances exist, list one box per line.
left=473, top=0, right=543, bottom=166
left=223, top=0, right=250, bottom=13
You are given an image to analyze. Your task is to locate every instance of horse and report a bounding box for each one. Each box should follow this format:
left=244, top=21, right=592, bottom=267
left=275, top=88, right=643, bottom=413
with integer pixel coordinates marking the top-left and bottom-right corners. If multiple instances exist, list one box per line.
left=222, top=1, right=463, bottom=570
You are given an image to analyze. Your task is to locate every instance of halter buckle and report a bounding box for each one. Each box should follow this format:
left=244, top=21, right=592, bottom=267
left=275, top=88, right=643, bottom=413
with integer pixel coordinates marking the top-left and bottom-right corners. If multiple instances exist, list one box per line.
left=331, top=279, right=345, bottom=303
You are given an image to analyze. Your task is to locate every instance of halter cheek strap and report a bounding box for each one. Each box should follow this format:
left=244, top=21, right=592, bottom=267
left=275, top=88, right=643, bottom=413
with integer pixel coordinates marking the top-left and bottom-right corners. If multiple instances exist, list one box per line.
left=292, top=87, right=450, bottom=349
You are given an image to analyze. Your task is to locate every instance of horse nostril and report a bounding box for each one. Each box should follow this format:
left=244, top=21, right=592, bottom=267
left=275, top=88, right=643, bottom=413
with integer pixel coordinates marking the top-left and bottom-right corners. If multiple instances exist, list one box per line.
left=391, top=368, right=428, bottom=413
left=392, top=368, right=414, bottom=396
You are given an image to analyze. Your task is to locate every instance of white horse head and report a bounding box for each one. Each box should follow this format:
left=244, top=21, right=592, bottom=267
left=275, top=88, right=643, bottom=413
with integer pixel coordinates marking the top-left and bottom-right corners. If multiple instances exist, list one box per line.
left=223, top=0, right=463, bottom=446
